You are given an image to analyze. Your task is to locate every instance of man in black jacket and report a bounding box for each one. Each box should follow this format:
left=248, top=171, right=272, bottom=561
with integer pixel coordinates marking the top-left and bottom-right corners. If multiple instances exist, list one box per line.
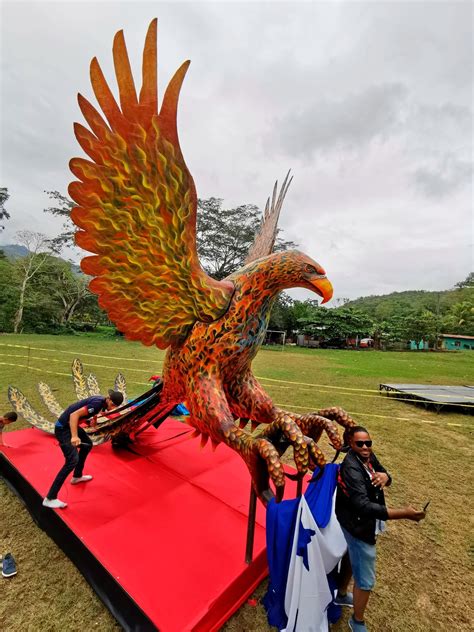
left=335, top=426, right=425, bottom=632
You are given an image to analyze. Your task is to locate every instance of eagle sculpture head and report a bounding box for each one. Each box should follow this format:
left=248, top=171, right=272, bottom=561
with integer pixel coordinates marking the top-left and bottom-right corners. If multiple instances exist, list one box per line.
left=285, top=250, right=333, bottom=303
left=237, top=250, right=333, bottom=305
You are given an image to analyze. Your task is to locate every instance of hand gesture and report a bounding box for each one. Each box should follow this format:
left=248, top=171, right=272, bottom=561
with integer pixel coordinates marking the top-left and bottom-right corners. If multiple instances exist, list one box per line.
left=71, top=436, right=81, bottom=447
left=371, top=472, right=390, bottom=489
left=405, top=506, right=426, bottom=522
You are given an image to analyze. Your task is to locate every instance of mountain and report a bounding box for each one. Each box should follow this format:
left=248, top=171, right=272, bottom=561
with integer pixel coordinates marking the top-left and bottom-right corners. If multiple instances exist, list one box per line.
left=345, top=286, right=473, bottom=319
left=0, top=243, right=82, bottom=275
left=0, top=244, right=29, bottom=258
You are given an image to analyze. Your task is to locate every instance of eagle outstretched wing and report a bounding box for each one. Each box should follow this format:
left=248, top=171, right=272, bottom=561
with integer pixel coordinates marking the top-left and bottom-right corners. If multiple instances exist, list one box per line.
left=245, top=170, right=293, bottom=264
left=69, top=19, right=233, bottom=348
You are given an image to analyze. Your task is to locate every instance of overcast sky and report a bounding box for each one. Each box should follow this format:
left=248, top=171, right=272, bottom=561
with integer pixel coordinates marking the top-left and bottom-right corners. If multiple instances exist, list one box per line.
left=1, top=0, right=472, bottom=302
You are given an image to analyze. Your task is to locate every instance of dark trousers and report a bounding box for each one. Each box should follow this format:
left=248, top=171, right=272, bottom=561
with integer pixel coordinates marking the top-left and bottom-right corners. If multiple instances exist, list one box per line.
left=46, top=425, right=93, bottom=500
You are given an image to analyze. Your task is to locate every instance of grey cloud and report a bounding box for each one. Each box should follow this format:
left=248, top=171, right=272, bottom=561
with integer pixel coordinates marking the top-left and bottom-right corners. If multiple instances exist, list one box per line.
left=413, top=155, right=473, bottom=198
left=405, top=102, right=473, bottom=198
left=407, top=102, right=472, bottom=149
left=276, top=83, right=407, bottom=159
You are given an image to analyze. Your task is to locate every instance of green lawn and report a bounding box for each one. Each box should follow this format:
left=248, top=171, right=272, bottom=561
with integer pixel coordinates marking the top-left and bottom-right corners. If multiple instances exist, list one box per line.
left=1, top=334, right=473, bottom=631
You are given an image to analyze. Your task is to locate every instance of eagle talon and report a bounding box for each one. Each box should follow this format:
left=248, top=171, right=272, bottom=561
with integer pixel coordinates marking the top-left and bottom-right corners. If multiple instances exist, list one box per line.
left=258, top=414, right=310, bottom=479
left=238, top=434, right=286, bottom=504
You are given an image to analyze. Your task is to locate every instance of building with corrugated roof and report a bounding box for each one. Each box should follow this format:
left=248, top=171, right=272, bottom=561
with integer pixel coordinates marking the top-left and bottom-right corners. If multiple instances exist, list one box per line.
left=439, top=334, right=474, bottom=350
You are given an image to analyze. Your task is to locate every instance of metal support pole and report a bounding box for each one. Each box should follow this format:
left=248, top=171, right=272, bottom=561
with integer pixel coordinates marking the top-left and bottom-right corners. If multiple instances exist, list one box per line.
left=296, top=476, right=303, bottom=498
left=245, top=484, right=257, bottom=564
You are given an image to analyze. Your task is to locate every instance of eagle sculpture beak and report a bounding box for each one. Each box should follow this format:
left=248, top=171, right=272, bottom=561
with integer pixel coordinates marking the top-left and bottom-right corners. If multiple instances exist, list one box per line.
left=311, top=276, right=333, bottom=304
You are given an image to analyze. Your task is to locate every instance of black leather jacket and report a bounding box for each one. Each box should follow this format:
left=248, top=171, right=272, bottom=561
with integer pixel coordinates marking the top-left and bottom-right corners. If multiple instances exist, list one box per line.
left=336, top=450, right=391, bottom=545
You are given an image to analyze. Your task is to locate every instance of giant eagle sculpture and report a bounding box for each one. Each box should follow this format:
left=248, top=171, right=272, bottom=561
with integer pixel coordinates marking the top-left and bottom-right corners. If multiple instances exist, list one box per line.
left=10, top=20, right=356, bottom=503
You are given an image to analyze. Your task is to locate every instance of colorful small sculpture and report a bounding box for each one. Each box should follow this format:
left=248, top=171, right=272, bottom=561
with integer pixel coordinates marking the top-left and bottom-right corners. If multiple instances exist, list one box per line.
left=11, top=20, right=357, bottom=503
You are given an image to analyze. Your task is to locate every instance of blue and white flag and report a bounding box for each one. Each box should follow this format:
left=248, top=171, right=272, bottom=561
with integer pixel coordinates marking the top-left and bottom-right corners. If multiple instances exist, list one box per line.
left=264, top=464, right=347, bottom=632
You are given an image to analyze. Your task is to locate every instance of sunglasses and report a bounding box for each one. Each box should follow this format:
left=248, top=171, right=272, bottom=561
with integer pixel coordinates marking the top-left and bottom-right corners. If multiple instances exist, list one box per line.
left=354, top=440, right=372, bottom=448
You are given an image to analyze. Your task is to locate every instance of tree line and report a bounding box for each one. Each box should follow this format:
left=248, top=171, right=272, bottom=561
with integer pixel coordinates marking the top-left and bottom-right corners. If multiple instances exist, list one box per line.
left=268, top=277, right=473, bottom=349
left=0, top=188, right=472, bottom=346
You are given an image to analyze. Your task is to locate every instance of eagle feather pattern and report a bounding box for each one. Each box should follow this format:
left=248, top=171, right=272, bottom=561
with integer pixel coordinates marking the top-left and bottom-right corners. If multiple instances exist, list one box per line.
left=69, top=19, right=233, bottom=349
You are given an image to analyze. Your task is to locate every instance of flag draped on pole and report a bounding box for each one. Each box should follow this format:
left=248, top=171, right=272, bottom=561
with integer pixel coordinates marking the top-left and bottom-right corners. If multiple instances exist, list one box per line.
left=263, top=464, right=346, bottom=632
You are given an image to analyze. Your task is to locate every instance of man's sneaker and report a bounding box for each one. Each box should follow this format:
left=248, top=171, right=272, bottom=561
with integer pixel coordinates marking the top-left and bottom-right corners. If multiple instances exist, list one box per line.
left=335, top=591, right=354, bottom=607
left=42, top=497, right=67, bottom=509
left=348, top=615, right=368, bottom=632
left=71, top=475, right=93, bottom=485
left=2, top=553, right=17, bottom=578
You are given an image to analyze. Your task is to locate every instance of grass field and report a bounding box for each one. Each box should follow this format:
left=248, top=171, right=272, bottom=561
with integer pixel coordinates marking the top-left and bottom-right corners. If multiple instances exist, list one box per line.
left=0, top=333, right=473, bottom=631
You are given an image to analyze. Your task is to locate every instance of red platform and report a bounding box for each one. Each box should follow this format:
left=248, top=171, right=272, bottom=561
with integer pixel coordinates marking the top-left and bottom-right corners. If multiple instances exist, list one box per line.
left=0, top=421, right=270, bottom=631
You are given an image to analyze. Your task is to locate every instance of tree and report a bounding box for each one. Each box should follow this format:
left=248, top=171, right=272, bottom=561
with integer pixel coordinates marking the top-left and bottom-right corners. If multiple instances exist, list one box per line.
left=12, top=231, right=52, bottom=333
left=373, top=314, right=408, bottom=345
left=43, top=190, right=75, bottom=251
left=372, top=309, right=439, bottom=347
left=196, top=199, right=259, bottom=279
left=73, top=290, right=110, bottom=328
left=299, top=307, right=374, bottom=342
left=454, top=273, right=474, bottom=290
left=39, top=258, right=91, bottom=325
left=0, top=187, right=10, bottom=231
left=196, top=198, right=297, bottom=280
left=442, top=301, right=474, bottom=336
left=7, top=253, right=108, bottom=334
left=268, top=294, right=295, bottom=332
left=17, top=255, right=102, bottom=333
left=267, top=298, right=332, bottom=338
left=292, top=300, right=321, bottom=325
left=404, top=310, right=438, bottom=344
left=0, top=256, right=19, bottom=331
